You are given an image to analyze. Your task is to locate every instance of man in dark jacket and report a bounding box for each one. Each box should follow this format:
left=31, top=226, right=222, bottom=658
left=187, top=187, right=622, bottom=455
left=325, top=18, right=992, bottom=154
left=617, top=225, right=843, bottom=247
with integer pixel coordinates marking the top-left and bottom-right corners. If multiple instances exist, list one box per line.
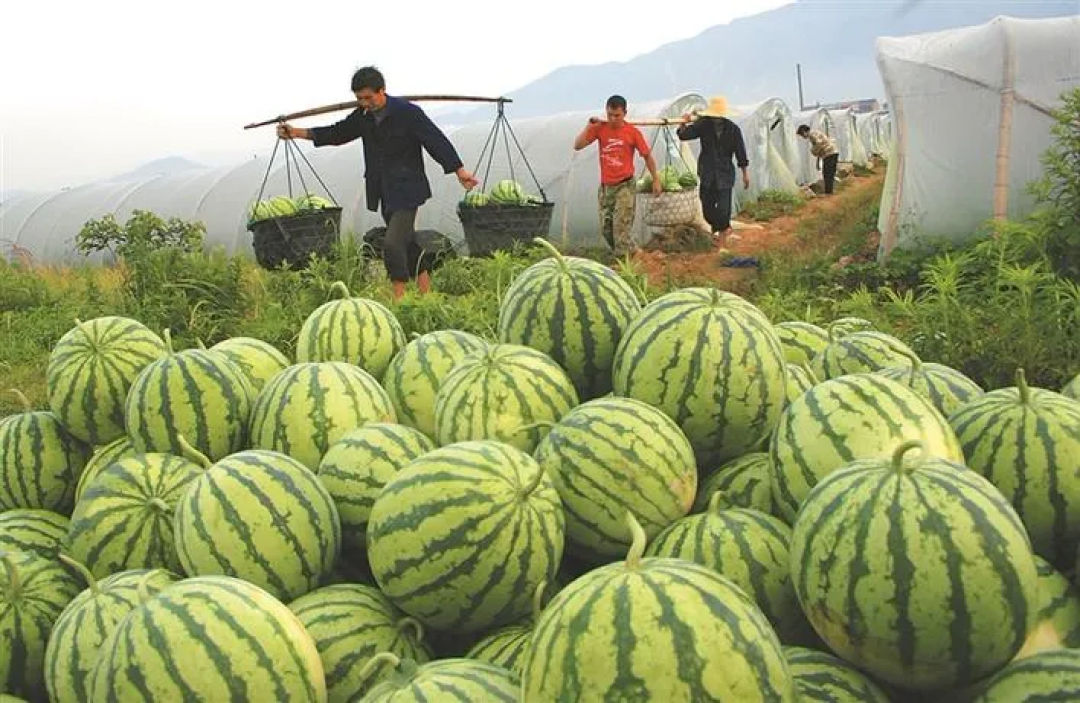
left=676, top=96, right=750, bottom=237
left=277, top=66, right=479, bottom=299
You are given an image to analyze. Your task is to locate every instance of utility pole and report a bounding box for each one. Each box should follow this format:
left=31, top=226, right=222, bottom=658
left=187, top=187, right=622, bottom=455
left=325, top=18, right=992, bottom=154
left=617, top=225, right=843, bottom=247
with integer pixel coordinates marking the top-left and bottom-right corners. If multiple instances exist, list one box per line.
left=796, top=64, right=806, bottom=111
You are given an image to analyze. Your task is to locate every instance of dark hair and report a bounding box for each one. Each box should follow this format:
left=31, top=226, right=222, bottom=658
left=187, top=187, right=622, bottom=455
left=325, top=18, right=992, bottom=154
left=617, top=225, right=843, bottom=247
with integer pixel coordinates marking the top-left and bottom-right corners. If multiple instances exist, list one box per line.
left=351, top=66, right=386, bottom=92
left=606, top=94, right=628, bottom=111
left=796, top=124, right=810, bottom=135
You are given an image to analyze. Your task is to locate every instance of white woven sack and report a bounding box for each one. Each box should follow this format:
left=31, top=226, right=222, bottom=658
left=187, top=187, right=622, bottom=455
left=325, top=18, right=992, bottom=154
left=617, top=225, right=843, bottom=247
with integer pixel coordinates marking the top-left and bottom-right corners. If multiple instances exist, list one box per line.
left=641, top=189, right=701, bottom=227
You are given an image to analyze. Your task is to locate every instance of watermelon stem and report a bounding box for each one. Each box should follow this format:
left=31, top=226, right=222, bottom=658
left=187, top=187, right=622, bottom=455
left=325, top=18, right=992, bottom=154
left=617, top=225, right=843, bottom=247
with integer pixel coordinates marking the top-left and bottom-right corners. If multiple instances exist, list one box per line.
left=520, top=464, right=548, bottom=498
left=7, top=389, right=32, bottom=413
left=624, top=511, right=647, bottom=570
left=1016, top=367, right=1031, bottom=404
left=0, top=551, right=21, bottom=601
left=530, top=579, right=548, bottom=620
left=532, top=237, right=568, bottom=271
left=57, top=553, right=98, bottom=594
left=134, top=569, right=164, bottom=604
left=330, top=281, right=352, bottom=300
left=707, top=490, right=727, bottom=514
left=175, top=434, right=212, bottom=470
left=358, top=651, right=404, bottom=684
left=147, top=497, right=171, bottom=513
left=162, top=328, right=175, bottom=355
left=800, top=363, right=820, bottom=385
left=74, top=318, right=97, bottom=352
left=396, top=616, right=425, bottom=642
left=196, top=338, right=207, bottom=351
left=513, top=421, right=555, bottom=436
left=892, top=439, right=927, bottom=474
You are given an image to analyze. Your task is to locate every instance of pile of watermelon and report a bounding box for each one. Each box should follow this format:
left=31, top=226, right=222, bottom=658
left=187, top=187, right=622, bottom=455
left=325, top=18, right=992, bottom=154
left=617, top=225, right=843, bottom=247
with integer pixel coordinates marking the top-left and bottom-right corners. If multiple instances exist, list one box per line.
left=637, top=165, right=698, bottom=193
left=248, top=193, right=335, bottom=224
left=461, top=179, right=545, bottom=208
left=2, top=242, right=1080, bottom=701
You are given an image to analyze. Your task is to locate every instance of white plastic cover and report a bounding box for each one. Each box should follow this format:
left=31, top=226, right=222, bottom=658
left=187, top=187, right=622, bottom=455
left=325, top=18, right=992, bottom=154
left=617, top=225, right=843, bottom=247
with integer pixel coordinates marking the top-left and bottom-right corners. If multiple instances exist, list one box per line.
left=828, top=108, right=872, bottom=167
left=794, top=108, right=836, bottom=185
left=726, top=99, right=803, bottom=213
left=875, top=14, right=1080, bottom=257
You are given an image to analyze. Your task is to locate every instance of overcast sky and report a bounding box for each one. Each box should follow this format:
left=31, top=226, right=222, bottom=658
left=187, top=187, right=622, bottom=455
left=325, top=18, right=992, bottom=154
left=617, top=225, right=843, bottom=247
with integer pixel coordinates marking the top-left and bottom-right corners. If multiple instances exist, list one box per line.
left=1, top=0, right=794, bottom=193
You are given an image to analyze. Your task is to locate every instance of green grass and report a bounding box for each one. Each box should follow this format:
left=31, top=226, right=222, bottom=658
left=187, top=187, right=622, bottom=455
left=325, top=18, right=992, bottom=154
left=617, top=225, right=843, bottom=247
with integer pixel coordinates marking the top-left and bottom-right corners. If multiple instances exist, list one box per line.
left=738, top=189, right=806, bottom=222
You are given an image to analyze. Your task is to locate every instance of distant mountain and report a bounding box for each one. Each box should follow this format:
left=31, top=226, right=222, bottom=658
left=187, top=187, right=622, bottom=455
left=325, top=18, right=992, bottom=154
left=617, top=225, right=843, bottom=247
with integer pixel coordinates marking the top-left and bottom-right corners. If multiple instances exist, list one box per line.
left=456, top=0, right=1078, bottom=122
left=108, top=156, right=208, bottom=182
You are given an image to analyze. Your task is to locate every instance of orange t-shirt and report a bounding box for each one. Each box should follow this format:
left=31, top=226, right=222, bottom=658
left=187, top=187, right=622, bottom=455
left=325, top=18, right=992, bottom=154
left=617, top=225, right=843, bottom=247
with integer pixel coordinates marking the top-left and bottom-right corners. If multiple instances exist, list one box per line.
left=584, top=122, right=651, bottom=185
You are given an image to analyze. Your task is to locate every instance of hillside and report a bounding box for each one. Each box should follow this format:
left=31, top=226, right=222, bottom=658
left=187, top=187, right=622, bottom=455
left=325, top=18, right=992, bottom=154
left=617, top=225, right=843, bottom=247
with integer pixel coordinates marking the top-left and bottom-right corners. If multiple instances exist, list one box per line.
left=455, top=0, right=1078, bottom=121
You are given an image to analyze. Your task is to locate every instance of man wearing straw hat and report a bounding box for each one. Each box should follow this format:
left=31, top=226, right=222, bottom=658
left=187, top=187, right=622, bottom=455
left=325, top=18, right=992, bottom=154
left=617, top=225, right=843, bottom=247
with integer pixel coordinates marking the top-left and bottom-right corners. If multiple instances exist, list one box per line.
left=677, top=96, right=749, bottom=238
left=574, top=95, right=662, bottom=258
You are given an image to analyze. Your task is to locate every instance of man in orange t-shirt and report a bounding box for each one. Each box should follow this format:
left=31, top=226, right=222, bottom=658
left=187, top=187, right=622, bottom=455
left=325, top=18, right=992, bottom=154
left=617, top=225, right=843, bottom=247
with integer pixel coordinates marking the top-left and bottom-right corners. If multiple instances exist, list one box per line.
left=574, top=95, right=661, bottom=257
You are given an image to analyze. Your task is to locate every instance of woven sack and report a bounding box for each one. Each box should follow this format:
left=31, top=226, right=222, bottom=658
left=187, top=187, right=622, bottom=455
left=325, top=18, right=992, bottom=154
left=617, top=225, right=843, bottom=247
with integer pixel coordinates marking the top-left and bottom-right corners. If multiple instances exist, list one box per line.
left=641, top=189, right=701, bottom=227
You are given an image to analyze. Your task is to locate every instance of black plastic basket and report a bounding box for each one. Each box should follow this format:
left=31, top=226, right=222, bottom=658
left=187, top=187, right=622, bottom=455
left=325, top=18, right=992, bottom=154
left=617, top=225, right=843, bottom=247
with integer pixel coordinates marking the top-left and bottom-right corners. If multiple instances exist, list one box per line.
left=248, top=207, right=342, bottom=270
left=457, top=201, right=554, bottom=257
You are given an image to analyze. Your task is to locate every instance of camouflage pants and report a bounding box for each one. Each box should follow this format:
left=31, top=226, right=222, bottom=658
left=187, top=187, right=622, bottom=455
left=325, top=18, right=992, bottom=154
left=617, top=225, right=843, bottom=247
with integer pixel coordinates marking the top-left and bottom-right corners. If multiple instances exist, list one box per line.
left=598, top=179, right=637, bottom=256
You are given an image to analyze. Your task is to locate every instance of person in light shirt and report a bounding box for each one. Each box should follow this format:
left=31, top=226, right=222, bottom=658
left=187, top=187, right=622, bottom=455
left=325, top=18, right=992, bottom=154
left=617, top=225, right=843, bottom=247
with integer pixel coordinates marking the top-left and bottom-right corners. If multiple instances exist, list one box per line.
left=797, top=124, right=840, bottom=195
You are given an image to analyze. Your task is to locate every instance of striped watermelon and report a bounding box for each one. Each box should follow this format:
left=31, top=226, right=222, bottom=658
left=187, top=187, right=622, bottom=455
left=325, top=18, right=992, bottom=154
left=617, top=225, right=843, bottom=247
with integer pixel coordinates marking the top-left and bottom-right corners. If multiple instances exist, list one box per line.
left=533, top=396, right=696, bottom=560
left=774, top=321, right=829, bottom=367
left=948, top=368, right=1080, bottom=570
left=433, top=344, right=579, bottom=453
left=381, top=330, right=489, bottom=439
left=1, top=549, right=83, bottom=700
left=828, top=316, right=875, bottom=336
left=611, top=287, right=788, bottom=467
left=317, top=423, right=435, bottom=549
left=970, top=647, right=1080, bottom=701
left=790, top=440, right=1039, bottom=690
left=464, top=581, right=550, bottom=676
left=64, top=452, right=203, bottom=578
left=362, top=655, right=519, bottom=702
left=521, top=512, right=796, bottom=701
left=87, top=575, right=327, bottom=701
left=783, top=646, right=892, bottom=702
left=289, top=583, right=432, bottom=702
left=693, top=452, right=778, bottom=517
left=43, top=565, right=177, bottom=703
left=45, top=316, right=167, bottom=446
left=496, top=237, right=642, bottom=400
left=248, top=361, right=396, bottom=471
left=123, top=330, right=254, bottom=462
left=810, top=329, right=918, bottom=380
left=770, top=373, right=964, bottom=522
left=366, top=440, right=565, bottom=633
left=1063, top=372, right=1079, bottom=399
left=174, top=449, right=341, bottom=601
left=1014, top=555, right=1080, bottom=660
left=0, top=391, right=92, bottom=514
left=73, top=436, right=137, bottom=504
left=209, top=336, right=291, bottom=393
left=645, top=494, right=809, bottom=644
left=0, top=509, right=69, bottom=558
left=784, top=363, right=816, bottom=404
left=295, top=280, right=406, bottom=379
left=875, top=357, right=984, bottom=418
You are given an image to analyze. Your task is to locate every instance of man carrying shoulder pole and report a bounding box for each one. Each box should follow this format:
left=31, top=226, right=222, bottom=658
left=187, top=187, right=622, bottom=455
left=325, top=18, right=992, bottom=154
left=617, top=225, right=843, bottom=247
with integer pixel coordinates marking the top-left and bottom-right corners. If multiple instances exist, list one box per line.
left=676, top=95, right=749, bottom=239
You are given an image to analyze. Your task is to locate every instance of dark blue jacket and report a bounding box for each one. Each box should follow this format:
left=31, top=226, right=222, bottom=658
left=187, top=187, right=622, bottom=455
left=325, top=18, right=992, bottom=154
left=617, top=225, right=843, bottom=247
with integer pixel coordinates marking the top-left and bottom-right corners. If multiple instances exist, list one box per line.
left=310, top=95, right=464, bottom=215
left=676, top=116, right=749, bottom=190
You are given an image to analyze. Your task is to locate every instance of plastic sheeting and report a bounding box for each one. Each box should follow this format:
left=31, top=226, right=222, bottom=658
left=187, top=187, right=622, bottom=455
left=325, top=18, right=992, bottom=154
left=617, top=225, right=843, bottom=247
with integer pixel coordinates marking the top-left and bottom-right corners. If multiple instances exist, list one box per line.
left=727, top=98, right=803, bottom=213
left=855, top=111, right=891, bottom=157
left=828, top=108, right=872, bottom=167
left=875, top=14, right=1080, bottom=258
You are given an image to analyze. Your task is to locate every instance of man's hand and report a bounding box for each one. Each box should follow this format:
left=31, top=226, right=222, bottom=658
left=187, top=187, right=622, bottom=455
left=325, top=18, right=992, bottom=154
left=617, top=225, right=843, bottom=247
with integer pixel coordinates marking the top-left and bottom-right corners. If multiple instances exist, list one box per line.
left=277, top=123, right=306, bottom=140
left=456, top=168, right=480, bottom=191
left=742, top=172, right=751, bottom=190
left=651, top=178, right=663, bottom=196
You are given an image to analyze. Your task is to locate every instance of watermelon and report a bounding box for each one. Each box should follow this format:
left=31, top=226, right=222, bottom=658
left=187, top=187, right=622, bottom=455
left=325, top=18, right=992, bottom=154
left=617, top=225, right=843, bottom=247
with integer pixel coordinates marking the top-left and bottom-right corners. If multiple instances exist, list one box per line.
left=770, top=372, right=964, bottom=522
left=45, top=316, right=167, bottom=446
left=774, top=321, right=830, bottom=366
left=970, top=647, right=1080, bottom=701
left=289, top=583, right=432, bottom=702
left=123, top=329, right=254, bottom=462
left=612, top=287, right=788, bottom=467
left=533, top=396, right=696, bottom=560
left=296, top=280, right=406, bottom=378
left=316, top=423, right=435, bottom=549
left=1014, top=555, right=1080, bottom=660
left=73, top=436, right=138, bottom=504
left=64, top=452, right=203, bottom=578
left=1, top=549, right=83, bottom=700
left=489, top=179, right=526, bottom=205
left=784, top=363, right=816, bottom=404
left=496, top=237, right=642, bottom=400
left=1063, top=372, right=1079, bottom=399
left=790, top=439, right=1039, bottom=690
left=875, top=355, right=985, bottom=418
left=783, top=646, right=893, bottom=702
left=362, top=655, right=519, bottom=702
left=461, top=191, right=489, bottom=207
left=381, top=330, right=490, bottom=440
left=828, top=316, right=875, bottom=336
left=0, top=509, right=69, bottom=559
left=249, top=199, right=276, bottom=222
left=209, top=336, right=291, bottom=393
left=693, top=452, right=778, bottom=517
left=268, top=195, right=299, bottom=217
left=43, top=564, right=177, bottom=703
left=366, top=440, right=565, bottom=634
left=948, top=367, right=1080, bottom=570
left=0, top=390, right=92, bottom=514
left=248, top=361, right=396, bottom=471
left=520, top=512, right=797, bottom=701
left=645, top=493, right=809, bottom=644
left=295, top=193, right=334, bottom=210
left=433, top=343, right=579, bottom=453
left=174, top=449, right=342, bottom=602
left=463, top=581, right=550, bottom=676
left=810, top=329, right=918, bottom=380
left=87, top=575, right=326, bottom=701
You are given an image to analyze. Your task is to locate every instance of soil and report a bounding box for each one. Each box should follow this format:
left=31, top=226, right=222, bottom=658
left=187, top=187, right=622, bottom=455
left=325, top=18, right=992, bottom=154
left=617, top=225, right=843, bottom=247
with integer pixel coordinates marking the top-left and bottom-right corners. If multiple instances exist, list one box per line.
left=630, top=163, right=887, bottom=293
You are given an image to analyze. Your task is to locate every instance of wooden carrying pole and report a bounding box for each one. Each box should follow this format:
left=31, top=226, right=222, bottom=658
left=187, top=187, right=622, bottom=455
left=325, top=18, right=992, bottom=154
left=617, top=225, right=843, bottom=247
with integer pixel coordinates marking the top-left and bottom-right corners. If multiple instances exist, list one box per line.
left=244, top=95, right=512, bottom=129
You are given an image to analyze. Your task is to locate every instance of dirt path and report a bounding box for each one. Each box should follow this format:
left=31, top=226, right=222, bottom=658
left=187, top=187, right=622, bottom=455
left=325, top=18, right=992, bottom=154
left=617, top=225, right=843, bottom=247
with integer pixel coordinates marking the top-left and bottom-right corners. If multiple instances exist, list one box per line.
left=631, top=164, right=887, bottom=292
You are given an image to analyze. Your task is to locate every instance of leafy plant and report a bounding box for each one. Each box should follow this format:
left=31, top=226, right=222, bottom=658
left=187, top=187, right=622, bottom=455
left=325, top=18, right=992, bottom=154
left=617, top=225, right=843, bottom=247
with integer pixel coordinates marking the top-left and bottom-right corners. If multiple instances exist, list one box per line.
left=1027, top=86, right=1080, bottom=280
left=75, top=210, right=205, bottom=260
